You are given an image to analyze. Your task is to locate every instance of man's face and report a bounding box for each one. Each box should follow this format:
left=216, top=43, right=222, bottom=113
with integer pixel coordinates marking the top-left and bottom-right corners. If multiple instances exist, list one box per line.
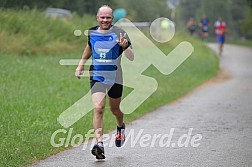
left=96, top=8, right=113, bottom=30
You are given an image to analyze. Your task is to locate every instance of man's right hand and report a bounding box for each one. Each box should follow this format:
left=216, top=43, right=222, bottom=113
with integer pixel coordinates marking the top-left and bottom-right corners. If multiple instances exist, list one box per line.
left=75, top=66, right=84, bottom=79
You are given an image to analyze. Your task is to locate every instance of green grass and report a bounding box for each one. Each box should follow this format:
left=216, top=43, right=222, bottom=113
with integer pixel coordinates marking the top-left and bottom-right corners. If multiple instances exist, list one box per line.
left=0, top=9, right=95, bottom=55
left=0, top=10, right=219, bottom=167
left=228, top=40, right=252, bottom=48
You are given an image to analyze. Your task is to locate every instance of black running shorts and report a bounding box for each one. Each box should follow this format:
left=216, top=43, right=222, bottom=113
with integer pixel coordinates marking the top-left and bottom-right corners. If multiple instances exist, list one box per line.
left=90, top=80, right=123, bottom=98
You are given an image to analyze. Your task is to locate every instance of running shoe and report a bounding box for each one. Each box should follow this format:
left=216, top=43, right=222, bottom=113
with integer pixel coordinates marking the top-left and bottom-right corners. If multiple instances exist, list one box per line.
left=115, top=123, right=125, bottom=147
left=91, top=142, right=105, bottom=159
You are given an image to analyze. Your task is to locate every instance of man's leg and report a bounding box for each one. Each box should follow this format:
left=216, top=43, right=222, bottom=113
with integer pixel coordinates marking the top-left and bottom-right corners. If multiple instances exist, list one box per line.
left=218, top=43, right=221, bottom=55
left=91, top=91, right=106, bottom=159
left=109, top=96, right=125, bottom=147
left=220, top=43, right=223, bottom=55
left=108, top=83, right=124, bottom=127
left=92, top=92, right=106, bottom=142
left=217, top=36, right=222, bottom=55
left=109, top=97, right=124, bottom=127
left=220, top=36, right=225, bottom=55
left=108, top=84, right=125, bottom=147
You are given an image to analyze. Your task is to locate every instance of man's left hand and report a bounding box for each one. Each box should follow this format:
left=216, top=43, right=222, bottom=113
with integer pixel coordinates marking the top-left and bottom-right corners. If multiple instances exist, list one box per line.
left=117, top=33, right=128, bottom=50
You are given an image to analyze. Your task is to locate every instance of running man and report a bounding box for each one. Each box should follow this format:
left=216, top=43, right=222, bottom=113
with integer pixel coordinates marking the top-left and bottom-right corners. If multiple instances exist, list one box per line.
left=214, top=17, right=227, bottom=55
left=75, top=5, right=134, bottom=160
left=199, top=14, right=210, bottom=42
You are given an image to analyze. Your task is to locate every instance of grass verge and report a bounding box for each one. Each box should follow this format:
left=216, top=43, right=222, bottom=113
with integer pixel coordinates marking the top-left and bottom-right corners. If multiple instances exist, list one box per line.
left=0, top=9, right=95, bottom=55
left=228, top=40, right=252, bottom=48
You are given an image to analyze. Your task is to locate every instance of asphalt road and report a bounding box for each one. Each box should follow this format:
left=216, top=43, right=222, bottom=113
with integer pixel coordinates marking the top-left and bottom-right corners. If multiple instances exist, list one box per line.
left=31, top=44, right=252, bottom=167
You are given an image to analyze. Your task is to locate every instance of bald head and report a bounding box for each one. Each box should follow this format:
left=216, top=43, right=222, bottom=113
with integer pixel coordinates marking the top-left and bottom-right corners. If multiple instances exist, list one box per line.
left=96, top=5, right=113, bottom=30
left=97, top=5, right=113, bottom=16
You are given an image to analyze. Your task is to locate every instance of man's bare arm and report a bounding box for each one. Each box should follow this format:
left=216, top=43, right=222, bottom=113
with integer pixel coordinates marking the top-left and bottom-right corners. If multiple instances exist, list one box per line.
left=117, top=33, right=134, bottom=61
left=124, top=47, right=134, bottom=61
left=75, top=44, right=92, bottom=79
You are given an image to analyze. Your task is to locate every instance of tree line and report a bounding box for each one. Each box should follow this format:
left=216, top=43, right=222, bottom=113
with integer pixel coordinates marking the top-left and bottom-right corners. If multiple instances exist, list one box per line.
left=0, top=0, right=170, bottom=21
left=0, top=0, right=251, bottom=39
left=178, top=0, right=252, bottom=39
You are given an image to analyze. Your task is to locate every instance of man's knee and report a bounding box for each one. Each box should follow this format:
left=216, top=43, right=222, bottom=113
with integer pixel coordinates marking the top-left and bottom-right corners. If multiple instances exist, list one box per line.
left=94, top=105, right=105, bottom=115
left=110, top=107, right=122, bottom=115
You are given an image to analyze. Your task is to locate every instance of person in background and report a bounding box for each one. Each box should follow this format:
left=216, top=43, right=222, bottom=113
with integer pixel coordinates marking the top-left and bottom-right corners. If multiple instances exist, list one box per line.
left=199, top=14, right=210, bottom=42
left=113, top=8, right=127, bottom=23
left=214, top=17, right=227, bottom=55
left=187, top=17, right=197, bottom=35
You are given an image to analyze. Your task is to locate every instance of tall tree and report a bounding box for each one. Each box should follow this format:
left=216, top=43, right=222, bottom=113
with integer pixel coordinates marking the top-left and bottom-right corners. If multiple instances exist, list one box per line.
left=178, top=0, right=201, bottom=21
